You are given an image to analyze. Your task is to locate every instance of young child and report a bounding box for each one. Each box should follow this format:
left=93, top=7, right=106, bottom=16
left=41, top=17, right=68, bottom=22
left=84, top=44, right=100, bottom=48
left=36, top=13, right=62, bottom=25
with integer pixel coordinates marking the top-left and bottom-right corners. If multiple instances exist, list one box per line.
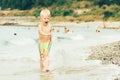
left=38, top=9, right=52, bottom=72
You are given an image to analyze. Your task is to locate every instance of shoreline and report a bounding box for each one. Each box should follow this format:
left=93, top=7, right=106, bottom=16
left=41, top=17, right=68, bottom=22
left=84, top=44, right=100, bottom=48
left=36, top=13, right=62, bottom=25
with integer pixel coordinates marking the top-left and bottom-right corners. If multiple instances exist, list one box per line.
left=0, top=17, right=120, bottom=29
left=87, top=41, right=120, bottom=80
left=88, top=41, right=120, bottom=66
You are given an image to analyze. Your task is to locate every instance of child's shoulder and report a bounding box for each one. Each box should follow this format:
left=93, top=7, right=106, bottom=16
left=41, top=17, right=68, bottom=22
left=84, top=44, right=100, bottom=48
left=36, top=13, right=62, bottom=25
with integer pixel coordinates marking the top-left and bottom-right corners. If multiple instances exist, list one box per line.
left=38, top=23, right=42, bottom=27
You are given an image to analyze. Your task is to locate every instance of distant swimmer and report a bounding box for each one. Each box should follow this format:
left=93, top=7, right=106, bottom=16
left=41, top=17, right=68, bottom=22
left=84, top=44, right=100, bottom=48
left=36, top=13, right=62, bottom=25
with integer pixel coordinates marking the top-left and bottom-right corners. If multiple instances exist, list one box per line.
left=52, top=28, right=55, bottom=32
left=96, top=29, right=100, bottom=33
left=14, top=33, right=17, bottom=35
left=57, top=29, right=60, bottom=33
left=64, top=27, right=67, bottom=33
left=64, top=27, right=69, bottom=33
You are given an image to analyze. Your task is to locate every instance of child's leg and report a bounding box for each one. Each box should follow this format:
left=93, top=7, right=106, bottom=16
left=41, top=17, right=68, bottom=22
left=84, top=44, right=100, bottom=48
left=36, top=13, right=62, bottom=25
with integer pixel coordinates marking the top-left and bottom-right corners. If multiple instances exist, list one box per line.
left=44, top=49, right=49, bottom=57
left=43, top=50, right=49, bottom=72
left=39, top=43, right=46, bottom=71
left=40, top=54, right=44, bottom=71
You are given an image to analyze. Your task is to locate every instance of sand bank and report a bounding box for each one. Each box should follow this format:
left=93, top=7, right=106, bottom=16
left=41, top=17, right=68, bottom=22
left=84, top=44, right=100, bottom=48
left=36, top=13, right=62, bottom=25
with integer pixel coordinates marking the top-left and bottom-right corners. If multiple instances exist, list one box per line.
left=0, top=17, right=120, bottom=29
left=88, top=41, right=120, bottom=80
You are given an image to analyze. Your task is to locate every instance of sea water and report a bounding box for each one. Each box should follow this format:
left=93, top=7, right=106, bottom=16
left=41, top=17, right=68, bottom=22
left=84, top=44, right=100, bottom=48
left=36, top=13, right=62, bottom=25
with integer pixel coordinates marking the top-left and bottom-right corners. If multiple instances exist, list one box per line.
left=0, top=25, right=120, bottom=80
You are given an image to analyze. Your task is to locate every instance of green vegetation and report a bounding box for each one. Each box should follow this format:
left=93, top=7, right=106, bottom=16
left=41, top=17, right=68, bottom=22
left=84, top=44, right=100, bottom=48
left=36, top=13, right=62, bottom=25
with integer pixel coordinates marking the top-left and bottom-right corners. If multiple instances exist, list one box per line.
left=0, top=0, right=120, bottom=21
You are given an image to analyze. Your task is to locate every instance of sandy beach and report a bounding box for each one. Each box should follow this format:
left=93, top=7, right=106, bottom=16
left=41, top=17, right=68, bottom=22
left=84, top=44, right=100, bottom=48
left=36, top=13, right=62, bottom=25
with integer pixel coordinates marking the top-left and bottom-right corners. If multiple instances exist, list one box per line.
left=88, top=41, right=120, bottom=80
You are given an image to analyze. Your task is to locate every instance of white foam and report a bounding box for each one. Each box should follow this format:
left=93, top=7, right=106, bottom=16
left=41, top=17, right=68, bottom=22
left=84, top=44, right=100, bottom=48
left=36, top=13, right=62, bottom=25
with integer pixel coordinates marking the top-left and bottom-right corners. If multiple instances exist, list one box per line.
left=71, top=34, right=84, bottom=40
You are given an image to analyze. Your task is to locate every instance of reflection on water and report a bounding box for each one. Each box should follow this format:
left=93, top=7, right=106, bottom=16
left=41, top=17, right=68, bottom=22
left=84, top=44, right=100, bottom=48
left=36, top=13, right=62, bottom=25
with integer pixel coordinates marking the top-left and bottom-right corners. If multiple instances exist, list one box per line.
left=0, top=26, right=120, bottom=80
left=40, top=73, right=52, bottom=80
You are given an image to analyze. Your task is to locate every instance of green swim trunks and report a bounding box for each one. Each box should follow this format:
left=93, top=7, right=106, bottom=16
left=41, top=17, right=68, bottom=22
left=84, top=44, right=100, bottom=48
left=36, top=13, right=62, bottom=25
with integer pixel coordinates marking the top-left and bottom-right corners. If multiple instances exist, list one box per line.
left=39, top=42, right=51, bottom=54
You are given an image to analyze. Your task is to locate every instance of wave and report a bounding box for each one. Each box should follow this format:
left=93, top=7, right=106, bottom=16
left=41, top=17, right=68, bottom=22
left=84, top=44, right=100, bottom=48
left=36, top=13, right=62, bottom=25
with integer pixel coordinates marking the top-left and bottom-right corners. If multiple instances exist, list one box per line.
left=71, top=34, right=84, bottom=40
left=57, top=34, right=84, bottom=40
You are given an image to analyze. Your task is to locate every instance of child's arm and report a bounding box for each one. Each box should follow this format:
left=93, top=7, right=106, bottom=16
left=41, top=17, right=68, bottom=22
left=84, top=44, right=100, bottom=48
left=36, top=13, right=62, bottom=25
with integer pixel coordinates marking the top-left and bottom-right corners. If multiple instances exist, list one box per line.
left=39, top=29, right=51, bottom=36
left=38, top=25, right=51, bottom=36
left=48, top=26, right=52, bottom=49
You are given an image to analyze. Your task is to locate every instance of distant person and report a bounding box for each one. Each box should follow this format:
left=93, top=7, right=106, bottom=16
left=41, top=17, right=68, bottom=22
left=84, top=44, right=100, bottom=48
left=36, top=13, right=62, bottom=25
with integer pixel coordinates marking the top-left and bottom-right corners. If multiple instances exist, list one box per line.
left=96, top=29, right=100, bottom=33
left=64, top=27, right=67, bottom=33
left=38, top=9, right=52, bottom=72
left=67, top=29, right=70, bottom=33
left=64, top=27, right=69, bottom=33
left=14, top=33, right=17, bottom=35
left=57, top=29, right=60, bottom=33
left=52, top=28, right=55, bottom=32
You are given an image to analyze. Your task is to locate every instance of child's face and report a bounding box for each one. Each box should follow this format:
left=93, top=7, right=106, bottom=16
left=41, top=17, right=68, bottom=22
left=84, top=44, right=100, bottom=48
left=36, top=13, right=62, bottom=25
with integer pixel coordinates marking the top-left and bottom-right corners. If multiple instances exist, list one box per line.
left=40, top=14, right=50, bottom=26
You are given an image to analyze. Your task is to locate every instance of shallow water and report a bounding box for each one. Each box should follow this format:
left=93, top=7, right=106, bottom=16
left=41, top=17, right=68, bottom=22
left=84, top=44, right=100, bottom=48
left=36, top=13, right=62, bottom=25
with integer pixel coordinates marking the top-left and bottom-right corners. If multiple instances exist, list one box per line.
left=0, top=25, right=120, bottom=80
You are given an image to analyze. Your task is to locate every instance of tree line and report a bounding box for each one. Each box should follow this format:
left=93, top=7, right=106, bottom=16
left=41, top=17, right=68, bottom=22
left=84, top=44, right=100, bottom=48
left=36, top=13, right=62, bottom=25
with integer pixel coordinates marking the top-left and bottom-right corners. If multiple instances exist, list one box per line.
left=0, top=0, right=68, bottom=10
left=92, top=0, right=120, bottom=7
left=0, top=0, right=119, bottom=10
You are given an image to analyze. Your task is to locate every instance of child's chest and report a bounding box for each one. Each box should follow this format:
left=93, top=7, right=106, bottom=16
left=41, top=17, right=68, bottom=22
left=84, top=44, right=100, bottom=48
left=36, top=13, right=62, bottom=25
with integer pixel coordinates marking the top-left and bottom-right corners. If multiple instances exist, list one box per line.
left=42, top=26, right=51, bottom=32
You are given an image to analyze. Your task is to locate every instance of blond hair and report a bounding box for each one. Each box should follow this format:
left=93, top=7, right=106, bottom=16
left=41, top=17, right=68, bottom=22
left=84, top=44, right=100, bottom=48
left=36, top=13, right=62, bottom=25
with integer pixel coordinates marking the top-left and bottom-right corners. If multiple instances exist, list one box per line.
left=40, top=8, right=50, bottom=17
